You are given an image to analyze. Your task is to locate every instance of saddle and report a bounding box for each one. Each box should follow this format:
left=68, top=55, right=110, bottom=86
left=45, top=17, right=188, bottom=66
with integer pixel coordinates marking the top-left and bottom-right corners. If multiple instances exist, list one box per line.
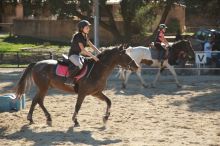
left=149, top=45, right=169, bottom=60
left=56, top=54, right=88, bottom=82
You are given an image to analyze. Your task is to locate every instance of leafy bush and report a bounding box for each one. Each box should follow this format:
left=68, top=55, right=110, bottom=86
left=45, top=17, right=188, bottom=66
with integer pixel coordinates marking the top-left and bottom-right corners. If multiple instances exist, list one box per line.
left=134, top=4, right=159, bottom=36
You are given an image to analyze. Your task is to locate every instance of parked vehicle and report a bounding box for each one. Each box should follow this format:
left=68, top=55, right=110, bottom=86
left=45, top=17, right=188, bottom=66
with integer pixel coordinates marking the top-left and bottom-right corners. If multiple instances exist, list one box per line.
left=191, top=28, right=220, bottom=51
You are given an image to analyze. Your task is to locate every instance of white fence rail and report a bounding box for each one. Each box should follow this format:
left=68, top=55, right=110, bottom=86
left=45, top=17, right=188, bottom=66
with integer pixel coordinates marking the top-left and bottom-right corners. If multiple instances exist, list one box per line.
left=140, top=51, right=220, bottom=75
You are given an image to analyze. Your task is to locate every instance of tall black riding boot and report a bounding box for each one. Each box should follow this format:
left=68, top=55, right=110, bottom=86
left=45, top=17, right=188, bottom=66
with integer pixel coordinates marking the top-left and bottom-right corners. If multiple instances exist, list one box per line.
left=64, top=66, right=81, bottom=86
left=160, top=49, right=167, bottom=66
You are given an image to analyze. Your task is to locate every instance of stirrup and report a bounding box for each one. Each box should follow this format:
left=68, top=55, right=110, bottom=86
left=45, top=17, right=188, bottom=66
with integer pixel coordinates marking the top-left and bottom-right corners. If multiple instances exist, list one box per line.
left=160, top=60, right=164, bottom=67
left=64, top=82, right=75, bottom=86
left=64, top=78, right=75, bottom=86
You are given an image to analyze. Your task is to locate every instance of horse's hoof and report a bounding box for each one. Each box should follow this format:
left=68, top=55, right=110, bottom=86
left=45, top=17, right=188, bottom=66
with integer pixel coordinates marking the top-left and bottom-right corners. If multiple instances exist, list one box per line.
left=151, top=83, right=156, bottom=88
left=177, top=84, right=182, bottom=88
left=103, top=115, right=109, bottom=124
left=99, top=125, right=106, bottom=131
left=29, top=120, right=34, bottom=125
left=74, top=120, right=80, bottom=127
left=143, top=84, right=148, bottom=88
left=122, top=83, right=126, bottom=89
left=27, top=117, right=34, bottom=125
left=74, top=123, right=80, bottom=127
left=47, top=120, right=52, bottom=126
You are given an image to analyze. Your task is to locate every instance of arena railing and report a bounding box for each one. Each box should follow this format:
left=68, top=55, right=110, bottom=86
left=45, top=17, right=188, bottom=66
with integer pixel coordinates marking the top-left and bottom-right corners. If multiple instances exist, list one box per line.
left=0, top=51, right=53, bottom=68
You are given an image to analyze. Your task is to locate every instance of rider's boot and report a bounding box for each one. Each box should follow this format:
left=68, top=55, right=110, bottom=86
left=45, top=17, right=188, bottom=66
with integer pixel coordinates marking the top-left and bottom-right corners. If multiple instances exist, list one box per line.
left=64, top=66, right=81, bottom=86
left=160, top=49, right=167, bottom=67
left=158, top=50, right=164, bottom=67
left=161, top=60, right=164, bottom=67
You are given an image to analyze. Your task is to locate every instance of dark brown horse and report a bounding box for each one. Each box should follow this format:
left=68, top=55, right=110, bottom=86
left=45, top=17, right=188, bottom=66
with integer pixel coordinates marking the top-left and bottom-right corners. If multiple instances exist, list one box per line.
left=15, top=45, right=139, bottom=127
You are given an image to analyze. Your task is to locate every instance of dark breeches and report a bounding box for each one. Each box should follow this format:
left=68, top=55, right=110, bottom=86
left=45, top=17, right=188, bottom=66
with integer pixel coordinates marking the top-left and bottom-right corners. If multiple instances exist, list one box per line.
left=155, top=43, right=166, bottom=60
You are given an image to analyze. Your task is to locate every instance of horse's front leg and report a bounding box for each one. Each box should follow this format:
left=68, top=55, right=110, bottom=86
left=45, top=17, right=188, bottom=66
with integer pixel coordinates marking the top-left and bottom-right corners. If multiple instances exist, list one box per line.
left=166, top=63, right=182, bottom=88
left=122, top=70, right=132, bottom=89
left=152, top=68, right=161, bottom=88
left=93, top=92, right=111, bottom=126
left=72, top=93, right=86, bottom=127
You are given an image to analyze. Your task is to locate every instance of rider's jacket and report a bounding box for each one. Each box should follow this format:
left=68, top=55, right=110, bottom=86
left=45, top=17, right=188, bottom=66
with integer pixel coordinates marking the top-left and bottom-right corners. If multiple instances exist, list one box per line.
left=155, top=29, right=165, bottom=44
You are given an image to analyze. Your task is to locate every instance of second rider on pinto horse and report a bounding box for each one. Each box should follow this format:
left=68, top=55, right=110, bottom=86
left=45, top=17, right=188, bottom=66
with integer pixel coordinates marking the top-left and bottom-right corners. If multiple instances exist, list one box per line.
left=65, top=20, right=101, bottom=85
left=154, top=24, right=169, bottom=67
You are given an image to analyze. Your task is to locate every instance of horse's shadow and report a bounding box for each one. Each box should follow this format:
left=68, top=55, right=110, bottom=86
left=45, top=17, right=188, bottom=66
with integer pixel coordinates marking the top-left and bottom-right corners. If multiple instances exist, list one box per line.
left=3, top=124, right=121, bottom=146
left=107, top=77, right=185, bottom=99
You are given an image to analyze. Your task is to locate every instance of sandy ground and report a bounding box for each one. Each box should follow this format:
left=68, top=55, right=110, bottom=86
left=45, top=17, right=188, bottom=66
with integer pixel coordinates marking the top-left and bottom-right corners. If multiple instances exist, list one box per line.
left=0, top=68, right=220, bottom=146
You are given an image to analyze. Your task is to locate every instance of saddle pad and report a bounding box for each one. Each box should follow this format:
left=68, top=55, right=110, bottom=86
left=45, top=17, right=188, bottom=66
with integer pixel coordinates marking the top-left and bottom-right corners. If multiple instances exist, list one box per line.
left=56, top=64, right=70, bottom=77
left=149, top=47, right=159, bottom=60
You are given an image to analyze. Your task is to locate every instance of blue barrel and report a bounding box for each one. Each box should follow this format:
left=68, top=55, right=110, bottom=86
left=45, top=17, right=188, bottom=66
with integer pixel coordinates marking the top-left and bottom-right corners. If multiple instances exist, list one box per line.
left=0, top=94, right=25, bottom=112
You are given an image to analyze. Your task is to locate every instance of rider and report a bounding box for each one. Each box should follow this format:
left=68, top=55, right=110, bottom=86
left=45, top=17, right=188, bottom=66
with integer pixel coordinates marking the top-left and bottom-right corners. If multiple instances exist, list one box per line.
left=66, top=20, right=100, bottom=85
left=154, top=24, right=169, bottom=66
left=204, top=34, right=214, bottom=65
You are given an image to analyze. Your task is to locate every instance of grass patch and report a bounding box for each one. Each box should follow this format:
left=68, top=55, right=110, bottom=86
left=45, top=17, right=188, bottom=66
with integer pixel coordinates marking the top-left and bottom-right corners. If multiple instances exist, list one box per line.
left=182, top=32, right=194, bottom=36
left=0, top=34, right=69, bottom=52
left=0, top=35, right=36, bottom=52
left=0, top=64, right=28, bottom=68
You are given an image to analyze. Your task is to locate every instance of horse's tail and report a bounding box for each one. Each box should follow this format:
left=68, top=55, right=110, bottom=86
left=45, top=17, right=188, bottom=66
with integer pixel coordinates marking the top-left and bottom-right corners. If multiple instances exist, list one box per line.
left=15, top=62, right=36, bottom=99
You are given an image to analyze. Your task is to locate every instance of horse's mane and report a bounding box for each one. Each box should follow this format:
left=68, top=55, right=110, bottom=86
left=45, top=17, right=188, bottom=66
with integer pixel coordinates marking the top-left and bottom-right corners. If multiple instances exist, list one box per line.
left=170, top=40, right=193, bottom=53
left=97, top=47, right=117, bottom=59
left=87, top=47, right=119, bottom=65
left=172, top=40, right=189, bottom=48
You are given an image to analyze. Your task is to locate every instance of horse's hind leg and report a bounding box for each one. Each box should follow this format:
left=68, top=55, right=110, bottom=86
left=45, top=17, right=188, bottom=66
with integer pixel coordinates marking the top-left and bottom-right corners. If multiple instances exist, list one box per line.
left=27, top=89, right=49, bottom=125
left=93, top=92, right=111, bottom=126
left=27, top=93, right=40, bottom=124
left=38, top=94, right=52, bottom=126
left=72, top=93, right=86, bottom=127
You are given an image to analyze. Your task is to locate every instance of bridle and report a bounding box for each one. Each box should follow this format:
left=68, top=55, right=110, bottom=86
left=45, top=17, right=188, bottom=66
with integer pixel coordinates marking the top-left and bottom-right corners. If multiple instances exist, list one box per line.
left=98, top=56, right=135, bottom=70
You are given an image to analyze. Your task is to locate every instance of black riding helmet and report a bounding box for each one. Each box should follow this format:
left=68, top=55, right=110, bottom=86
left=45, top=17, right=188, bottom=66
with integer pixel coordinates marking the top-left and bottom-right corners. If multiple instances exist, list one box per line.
left=78, top=20, right=91, bottom=32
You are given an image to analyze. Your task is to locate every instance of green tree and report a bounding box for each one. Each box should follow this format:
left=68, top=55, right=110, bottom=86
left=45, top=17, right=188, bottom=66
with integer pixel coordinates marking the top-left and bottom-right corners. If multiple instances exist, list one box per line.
left=120, top=0, right=144, bottom=39
left=47, top=0, right=123, bottom=40
left=185, top=0, right=220, bottom=23
left=48, top=0, right=146, bottom=40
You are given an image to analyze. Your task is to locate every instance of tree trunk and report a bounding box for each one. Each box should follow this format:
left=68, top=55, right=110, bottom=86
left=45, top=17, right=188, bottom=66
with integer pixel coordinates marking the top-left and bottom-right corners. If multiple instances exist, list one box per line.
left=100, top=5, right=122, bottom=40
left=0, top=1, right=3, bottom=23
left=0, top=1, right=3, bottom=31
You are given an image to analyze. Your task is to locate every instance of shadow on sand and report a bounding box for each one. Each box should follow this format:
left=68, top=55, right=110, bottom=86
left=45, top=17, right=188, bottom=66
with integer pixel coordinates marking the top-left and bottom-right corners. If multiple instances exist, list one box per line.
left=2, top=124, right=121, bottom=146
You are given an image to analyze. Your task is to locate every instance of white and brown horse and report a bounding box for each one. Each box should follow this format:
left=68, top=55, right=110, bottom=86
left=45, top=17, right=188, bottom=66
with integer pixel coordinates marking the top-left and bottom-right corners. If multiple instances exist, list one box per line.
left=118, top=40, right=194, bottom=88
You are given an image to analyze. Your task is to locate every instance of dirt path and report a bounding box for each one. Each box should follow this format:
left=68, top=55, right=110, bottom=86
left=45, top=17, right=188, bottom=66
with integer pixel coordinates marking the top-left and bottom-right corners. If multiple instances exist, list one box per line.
left=0, top=68, right=220, bottom=146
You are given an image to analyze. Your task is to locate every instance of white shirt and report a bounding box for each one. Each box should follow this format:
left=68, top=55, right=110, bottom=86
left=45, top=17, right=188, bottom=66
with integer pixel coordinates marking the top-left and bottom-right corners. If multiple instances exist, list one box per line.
left=204, top=41, right=212, bottom=58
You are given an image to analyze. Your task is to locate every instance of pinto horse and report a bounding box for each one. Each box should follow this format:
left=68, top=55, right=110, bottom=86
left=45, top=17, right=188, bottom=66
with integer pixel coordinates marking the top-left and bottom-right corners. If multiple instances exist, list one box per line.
left=119, top=40, right=194, bottom=89
left=15, top=45, right=139, bottom=127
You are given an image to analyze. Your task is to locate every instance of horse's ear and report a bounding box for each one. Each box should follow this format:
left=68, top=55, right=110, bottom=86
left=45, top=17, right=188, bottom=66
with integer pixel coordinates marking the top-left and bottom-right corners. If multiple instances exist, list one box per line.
left=122, top=44, right=129, bottom=49
left=118, top=44, right=124, bottom=50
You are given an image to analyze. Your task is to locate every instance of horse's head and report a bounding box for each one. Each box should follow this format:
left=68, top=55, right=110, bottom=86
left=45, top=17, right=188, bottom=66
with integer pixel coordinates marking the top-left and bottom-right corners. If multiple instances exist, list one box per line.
left=115, top=44, right=139, bottom=71
left=183, top=40, right=195, bottom=60
left=169, top=40, right=195, bottom=66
